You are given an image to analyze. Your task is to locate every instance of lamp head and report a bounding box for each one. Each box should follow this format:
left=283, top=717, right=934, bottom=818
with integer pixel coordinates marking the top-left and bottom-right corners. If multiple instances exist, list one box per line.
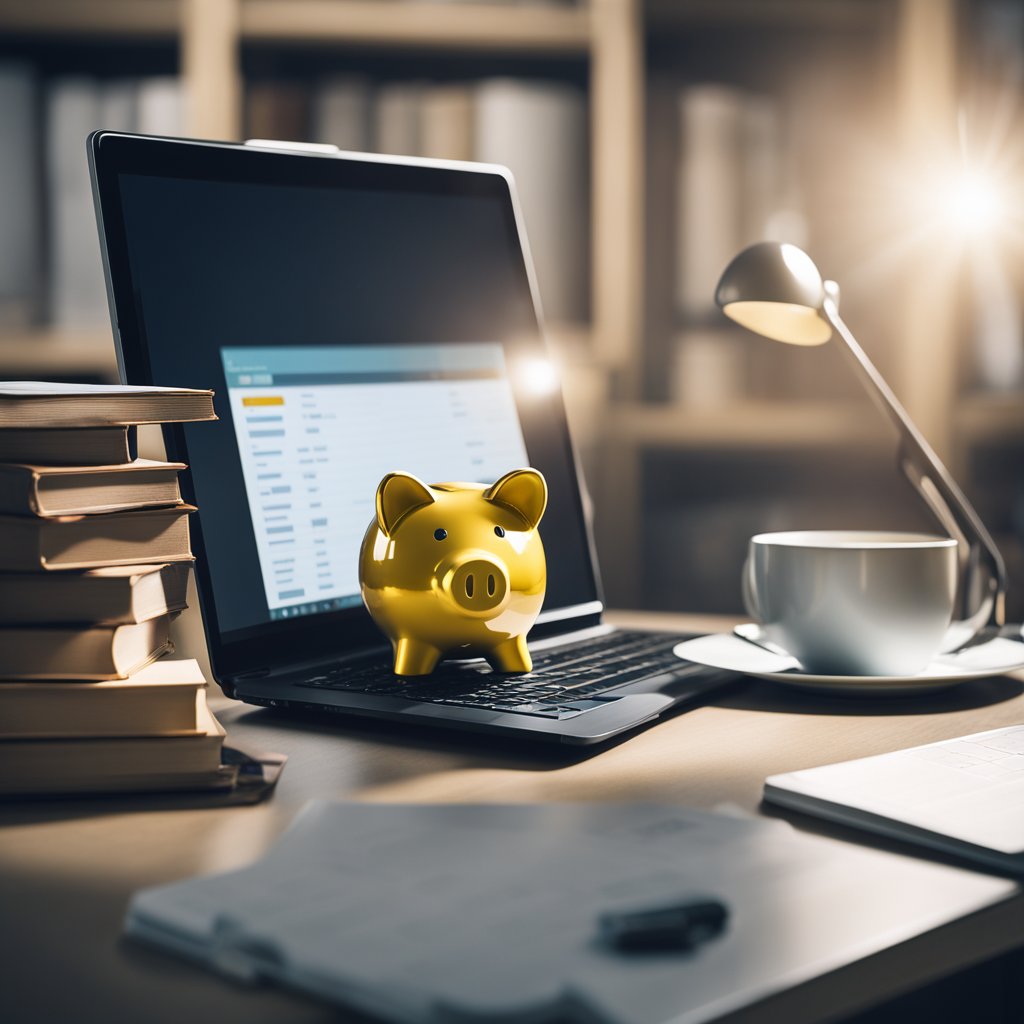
left=715, top=241, right=833, bottom=346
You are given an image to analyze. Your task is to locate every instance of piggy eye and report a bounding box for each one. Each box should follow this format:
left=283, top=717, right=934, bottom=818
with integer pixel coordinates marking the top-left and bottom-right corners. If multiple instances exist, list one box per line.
left=494, top=526, right=506, bottom=538
left=433, top=528, right=448, bottom=541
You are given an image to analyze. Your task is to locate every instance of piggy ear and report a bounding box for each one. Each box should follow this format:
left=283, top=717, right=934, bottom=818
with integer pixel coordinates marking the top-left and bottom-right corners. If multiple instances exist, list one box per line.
left=484, top=468, right=547, bottom=530
left=376, top=472, right=435, bottom=537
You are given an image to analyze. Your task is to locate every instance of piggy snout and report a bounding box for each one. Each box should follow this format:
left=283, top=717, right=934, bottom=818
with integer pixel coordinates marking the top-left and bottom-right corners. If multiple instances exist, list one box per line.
left=438, top=551, right=510, bottom=616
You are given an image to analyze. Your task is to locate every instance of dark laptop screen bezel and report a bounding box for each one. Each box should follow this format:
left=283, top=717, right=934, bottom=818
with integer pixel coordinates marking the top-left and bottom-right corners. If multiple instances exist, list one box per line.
left=89, top=132, right=603, bottom=684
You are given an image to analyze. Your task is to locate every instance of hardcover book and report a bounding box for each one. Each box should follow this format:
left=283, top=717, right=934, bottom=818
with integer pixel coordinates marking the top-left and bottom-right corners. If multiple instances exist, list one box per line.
left=0, top=694, right=227, bottom=795
left=0, top=614, right=173, bottom=680
left=0, top=505, right=194, bottom=571
left=0, top=382, right=215, bottom=427
left=0, top=459, right=184, bottom=516
left=0, top=658, right=207, bottom=738
left=0, top=426, right=136, bottom=466
left=0, top=562, right=190, bottom=624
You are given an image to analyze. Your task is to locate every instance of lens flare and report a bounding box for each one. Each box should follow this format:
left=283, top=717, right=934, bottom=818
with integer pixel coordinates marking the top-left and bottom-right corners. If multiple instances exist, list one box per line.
left=947, top=171, right=1003, bottom=233
left=516, top=358, right=560, bottom=397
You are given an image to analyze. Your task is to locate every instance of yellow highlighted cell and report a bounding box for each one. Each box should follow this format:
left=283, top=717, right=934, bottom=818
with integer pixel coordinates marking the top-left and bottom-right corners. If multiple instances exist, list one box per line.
left=242, top=396, right=284, bottom=406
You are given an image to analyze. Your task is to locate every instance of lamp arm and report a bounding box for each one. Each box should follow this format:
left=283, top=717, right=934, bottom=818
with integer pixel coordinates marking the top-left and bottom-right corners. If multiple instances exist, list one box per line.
left=821, top=291, right=1006, bottom=629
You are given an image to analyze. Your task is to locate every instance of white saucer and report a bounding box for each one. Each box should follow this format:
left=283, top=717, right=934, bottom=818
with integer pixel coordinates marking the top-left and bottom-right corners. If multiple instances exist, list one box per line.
left=673, top=631, right=1024, bottom=694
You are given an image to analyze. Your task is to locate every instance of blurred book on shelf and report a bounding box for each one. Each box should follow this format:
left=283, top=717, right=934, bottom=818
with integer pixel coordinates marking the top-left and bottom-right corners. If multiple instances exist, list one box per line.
left=247, top=80, right=310, bottom=144
left=0, top=67, right=184, bottom=380
left=0, top=63, right=41, bottom=331
left=420, top=84, right=475, bottom=161
left=312, top=75, right=372, bottom=151
left=44, top=75, right=185, bottom=333
left=137, top=77, right=185, bottom=137
left=2, top=66, right=587, bottom=383
left=308, top=74, right=587, bottom=329
left=374, top=80, right=424, bottom=156
left=673, top=83, right=809, bottom=405
left=676, top=85, right=746, bottom=323
left=475, top=78, right=587, bottom=326
left=670, top=330, right=745, bottom=410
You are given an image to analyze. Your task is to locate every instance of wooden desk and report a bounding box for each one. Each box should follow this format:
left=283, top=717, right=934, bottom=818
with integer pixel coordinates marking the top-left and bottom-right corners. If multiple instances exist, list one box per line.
left=1, top=611, right=1022, bottom=1023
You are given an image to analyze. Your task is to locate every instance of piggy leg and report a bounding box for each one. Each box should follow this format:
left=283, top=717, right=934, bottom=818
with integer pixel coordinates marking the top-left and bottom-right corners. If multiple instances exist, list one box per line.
left=486, top=635, right=533, bottom=674
left=393, top=637, right=443, bottom=676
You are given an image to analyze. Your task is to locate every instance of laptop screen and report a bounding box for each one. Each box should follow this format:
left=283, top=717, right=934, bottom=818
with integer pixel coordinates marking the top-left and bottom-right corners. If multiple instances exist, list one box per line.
left=94, top=136, right=600, bottom=669
left=221, top=342, right=530, bottom=621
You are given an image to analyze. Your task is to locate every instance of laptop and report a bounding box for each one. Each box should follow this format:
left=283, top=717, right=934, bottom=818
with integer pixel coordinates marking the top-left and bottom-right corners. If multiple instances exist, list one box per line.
left=89, top=132, right=730, bottom=744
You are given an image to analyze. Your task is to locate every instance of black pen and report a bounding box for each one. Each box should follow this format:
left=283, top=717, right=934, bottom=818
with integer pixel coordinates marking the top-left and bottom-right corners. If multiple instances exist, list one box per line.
left=599, top=896, right=729, bottom=952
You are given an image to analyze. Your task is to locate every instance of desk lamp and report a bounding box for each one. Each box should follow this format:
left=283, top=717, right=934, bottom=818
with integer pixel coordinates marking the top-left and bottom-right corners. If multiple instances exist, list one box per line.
left=715, top=241, right=1006, bottom=639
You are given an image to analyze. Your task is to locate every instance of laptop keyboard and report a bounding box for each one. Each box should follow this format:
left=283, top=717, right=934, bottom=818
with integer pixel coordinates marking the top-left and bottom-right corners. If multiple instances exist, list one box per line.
left=296, top=631, right=695, bottom=718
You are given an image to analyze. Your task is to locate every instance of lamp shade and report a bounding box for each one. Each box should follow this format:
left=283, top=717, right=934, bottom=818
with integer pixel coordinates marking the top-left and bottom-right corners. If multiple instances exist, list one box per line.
left=715, top=241, right=832, bottom=346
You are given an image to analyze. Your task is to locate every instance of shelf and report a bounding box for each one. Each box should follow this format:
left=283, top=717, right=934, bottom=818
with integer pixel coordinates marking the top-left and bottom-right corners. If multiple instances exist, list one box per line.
left=0, top=0, right=179, bottom=38
left=240, top=1, right=592, bottom=53
left=955, top=394, right=1024, bottom=445
left=606, top=401, right=891, bottom=451
left=0, top=330, right=118, bottom=379
left=645, top=0, right=886, bottom=31
left=0, top=0, right=592, bottom=53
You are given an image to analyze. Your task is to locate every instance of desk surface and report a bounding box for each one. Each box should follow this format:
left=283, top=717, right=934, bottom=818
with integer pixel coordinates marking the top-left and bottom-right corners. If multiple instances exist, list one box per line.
left=2, top=611, right=1022, bottom=1024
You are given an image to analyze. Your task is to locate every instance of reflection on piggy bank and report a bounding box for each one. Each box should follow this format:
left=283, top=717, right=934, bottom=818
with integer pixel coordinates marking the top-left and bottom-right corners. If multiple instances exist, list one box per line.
left=359, top=468, right=547, bottom=676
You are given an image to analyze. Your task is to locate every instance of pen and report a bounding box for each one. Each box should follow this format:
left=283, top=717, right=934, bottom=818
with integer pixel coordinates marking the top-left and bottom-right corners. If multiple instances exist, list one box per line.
left=598, top=896, right=729, bottom=952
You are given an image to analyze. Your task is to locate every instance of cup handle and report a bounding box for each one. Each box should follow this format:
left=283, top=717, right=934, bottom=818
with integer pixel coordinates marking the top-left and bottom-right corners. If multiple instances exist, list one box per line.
left=741, top=556, right=761, bottom=622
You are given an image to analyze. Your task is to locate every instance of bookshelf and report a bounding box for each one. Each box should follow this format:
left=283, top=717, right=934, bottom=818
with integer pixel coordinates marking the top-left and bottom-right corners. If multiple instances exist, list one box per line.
left=606, top=401, right=891, bottom=452
left=0, top=0, right=641, bottom=374
left=592, top=0, right=1024, bottom=617
left=1, top=0, right=1020, bottom=618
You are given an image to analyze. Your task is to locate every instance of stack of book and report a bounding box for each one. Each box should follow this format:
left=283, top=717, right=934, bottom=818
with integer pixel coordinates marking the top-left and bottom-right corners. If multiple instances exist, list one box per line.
left=0, top=381, right=229, bottom=797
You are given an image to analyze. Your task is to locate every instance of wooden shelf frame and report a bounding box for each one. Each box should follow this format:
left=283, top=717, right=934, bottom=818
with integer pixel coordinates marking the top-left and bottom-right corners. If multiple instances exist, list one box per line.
left=955, top=393, right=1024, bottom=445
left=607, top=400, right=892, bottom=451
left=240, top=1, right=591, bottom=52
left=0, top=1, right=179, bottom=38
left=0, top=0, right=591, bottom=50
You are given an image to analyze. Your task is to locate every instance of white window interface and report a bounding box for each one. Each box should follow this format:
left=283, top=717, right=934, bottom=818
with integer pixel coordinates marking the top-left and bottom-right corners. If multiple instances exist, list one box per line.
left=221, top=343, right=530, bottom=621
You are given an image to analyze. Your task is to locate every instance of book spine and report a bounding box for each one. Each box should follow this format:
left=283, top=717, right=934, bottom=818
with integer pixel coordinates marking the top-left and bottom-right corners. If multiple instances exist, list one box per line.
left=373, top=82, right=423, bottom=156
left=419, top=84, right=475, bottom=161
left=312, top=76, right=371, bottom=152
left=474, top=79, right=587, bottom=326
left=136, top=77, right=185, bottom=137
left=675, top=85, right=745, bottom=322
left=0, top=63, right=41, bottom=330
left=246, top=81, right=309, bottom=143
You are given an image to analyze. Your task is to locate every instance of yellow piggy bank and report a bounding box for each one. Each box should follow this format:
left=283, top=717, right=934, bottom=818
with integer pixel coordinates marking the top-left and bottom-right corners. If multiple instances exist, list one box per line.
left=359, top=468, right=547, bottom=676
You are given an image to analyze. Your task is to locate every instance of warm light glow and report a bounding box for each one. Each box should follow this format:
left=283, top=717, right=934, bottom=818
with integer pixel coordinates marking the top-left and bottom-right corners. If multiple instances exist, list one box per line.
left=722, top=301, right=832, bottom=346
left=516, top=358, right=560, bottom=396
left=948, top=171, right=1003, bottom=233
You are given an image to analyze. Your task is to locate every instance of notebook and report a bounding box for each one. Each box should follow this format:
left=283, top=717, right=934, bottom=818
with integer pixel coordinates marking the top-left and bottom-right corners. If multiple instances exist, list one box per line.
left=124, top=802, right=1015, bottom=1024
left=765, top=724, right=1024, bottom=874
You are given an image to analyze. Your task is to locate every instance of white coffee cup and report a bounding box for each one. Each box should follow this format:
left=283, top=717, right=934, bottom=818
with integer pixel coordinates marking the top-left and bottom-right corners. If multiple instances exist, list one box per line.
left=744, top=531, right=958, bottom=676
